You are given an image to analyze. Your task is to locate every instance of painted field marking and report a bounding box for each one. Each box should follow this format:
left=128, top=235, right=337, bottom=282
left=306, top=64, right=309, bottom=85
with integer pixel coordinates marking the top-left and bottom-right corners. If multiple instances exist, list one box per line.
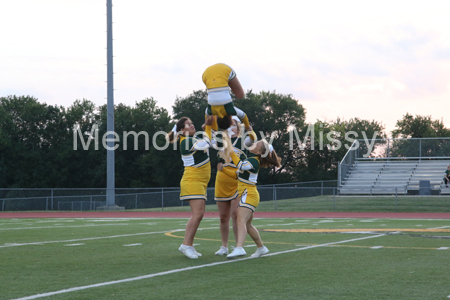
left=0, top=229, right=186, bottom=249
left=123, top=243, right=142, bottom=247
left=0, top=226, right=220, bottom=249
left=11, top=234, right=385, bottom=300
left=431, top=225, right=450, bottom=229
left=64, top=243, right=85, bottom=247
left=165, top=230, right=450, bottom=251
left=437, top=247, right=449, bottom=250
left=370, top=246, right=384, bottom=249
left=263, top=222, right=304, bottom=227
left=260, top=228, right=450, bottom=233
left=0, top=224, right=129, bottom=231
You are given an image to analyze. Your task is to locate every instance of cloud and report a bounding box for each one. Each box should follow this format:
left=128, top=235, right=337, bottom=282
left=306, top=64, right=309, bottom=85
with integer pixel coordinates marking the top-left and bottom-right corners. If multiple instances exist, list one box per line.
left=2, top=0, right=450, bottom=136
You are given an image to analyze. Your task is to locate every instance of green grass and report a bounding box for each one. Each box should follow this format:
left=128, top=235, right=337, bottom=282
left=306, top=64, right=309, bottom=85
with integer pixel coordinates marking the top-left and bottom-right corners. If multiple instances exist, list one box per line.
left=1, top=217, right=450, bottom=299
left=126, top=195, right=450, bottom=213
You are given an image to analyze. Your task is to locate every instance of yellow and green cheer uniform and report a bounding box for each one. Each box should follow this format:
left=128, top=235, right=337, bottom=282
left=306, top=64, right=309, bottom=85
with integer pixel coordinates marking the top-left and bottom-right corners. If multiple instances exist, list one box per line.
left=202, top=63, right=250, bottom=128
left=179, top=126, right=212, bottom=201
left=230, top=151, right=261, bottom=211
left=214, top=136, right=248, bottom=201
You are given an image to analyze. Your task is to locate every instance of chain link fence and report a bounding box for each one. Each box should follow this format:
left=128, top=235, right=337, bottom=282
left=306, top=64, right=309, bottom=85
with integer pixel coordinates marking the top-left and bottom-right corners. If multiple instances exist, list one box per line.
left=1, top=181, right=338, bottom=212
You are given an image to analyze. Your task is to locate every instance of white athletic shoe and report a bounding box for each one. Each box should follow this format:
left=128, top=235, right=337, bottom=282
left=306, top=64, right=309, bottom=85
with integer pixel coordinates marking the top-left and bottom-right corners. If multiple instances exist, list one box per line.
left=226, top=247, right=246, bottom=258
left=215, top=246, right=228, bottom=255
left=250, top=246, right=269, bottom=258
left=179, top=244, right=198, bottom=259
left=193, top=247, right=202, bottom=257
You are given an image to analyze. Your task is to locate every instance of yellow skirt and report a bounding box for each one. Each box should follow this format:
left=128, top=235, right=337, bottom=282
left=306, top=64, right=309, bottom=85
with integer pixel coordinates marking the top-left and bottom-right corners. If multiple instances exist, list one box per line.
left=207, top=102, right=237, bottom=118
left=238, top=182, right=259, bottom=212
left=214, top=167, right=239, bottom=201
left=180, top=163, right=211, bottom=201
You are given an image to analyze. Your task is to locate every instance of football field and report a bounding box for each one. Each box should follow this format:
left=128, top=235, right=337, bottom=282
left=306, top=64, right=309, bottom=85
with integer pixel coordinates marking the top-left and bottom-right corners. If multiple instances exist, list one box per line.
left=1, top=215, right=450, bottom=300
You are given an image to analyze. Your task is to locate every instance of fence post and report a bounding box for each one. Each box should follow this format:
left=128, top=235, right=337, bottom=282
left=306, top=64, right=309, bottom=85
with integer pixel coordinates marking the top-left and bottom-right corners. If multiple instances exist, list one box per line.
left=162, top=188, right=164, bottom=211
left=273, top=185, right=277, bottom=210
left=135, top=194, right=138, bottom=209
left=90, top=196, right=93, bottom=211
left=419, top=139, right=422, bottom=158
left=51, top=189, right=54, bottom=211
left=46, top=198, right=48, bottom=211
left=338, top=162, right=341, bottom=187
left=321, top=181, right=324, bottom=196
left=2, top=199, right=4, bottom=212
left=333, top=187, right=336, bottom=211
left=387, top=139, right=390, bottom=158
left=395, top=188, right=398, bottom=211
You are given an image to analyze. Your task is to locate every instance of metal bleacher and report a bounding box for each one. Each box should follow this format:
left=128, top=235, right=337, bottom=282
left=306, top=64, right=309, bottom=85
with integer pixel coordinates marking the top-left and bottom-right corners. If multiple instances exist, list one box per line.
left=339, top=160, right=450, bottom=195
left=338, top=138, right=450, bottom=195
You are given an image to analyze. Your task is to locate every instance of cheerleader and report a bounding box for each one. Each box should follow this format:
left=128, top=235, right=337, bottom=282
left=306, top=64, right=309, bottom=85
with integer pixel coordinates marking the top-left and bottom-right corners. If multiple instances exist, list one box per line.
left=167, top=115, right=214, bottom=259
left=213, top=116, right=254, bottom=255
left=226, top=139, right=281, bottom=259
left=202, top=63, right=251, bottom=130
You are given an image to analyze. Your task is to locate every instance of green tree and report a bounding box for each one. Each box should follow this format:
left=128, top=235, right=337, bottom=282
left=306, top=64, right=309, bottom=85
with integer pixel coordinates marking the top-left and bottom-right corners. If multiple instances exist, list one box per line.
left=236, top=91, right=306, bottom=184
left=172, top=90, right=208, bottom=129
left=95, top=98, right=175, bottom=188
left=339, top=117, right=387, bottom=158
left=391, top=114, right=450, bottom=158
left=0, top=95, right=69, bottom=188
left=63, top=99, right=104, bottom=188
left=294, top=118, right=387, bottom=182
left=172, top=89, right=307, bottom=184
left=392, top=113, right=450, bottom=138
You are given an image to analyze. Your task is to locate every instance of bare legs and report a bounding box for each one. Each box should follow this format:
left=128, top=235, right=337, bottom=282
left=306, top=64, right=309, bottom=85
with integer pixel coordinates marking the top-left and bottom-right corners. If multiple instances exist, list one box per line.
left=217, top=196, right=239, bottom=247
left=182, top=199, right=205, bottom=246
left=236, top=206, right=263, bottom=248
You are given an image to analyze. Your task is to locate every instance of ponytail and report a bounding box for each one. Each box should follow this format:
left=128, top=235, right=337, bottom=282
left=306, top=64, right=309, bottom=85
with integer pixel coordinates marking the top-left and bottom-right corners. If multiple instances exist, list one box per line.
left=221, top=131, right=233, bottom=163
left=259, top=140, right=281, bottom=168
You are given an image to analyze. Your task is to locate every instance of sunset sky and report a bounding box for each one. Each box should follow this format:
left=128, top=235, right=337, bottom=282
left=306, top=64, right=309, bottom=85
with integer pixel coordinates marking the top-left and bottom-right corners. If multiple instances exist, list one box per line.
left=1, top=0, right=449, bottom=135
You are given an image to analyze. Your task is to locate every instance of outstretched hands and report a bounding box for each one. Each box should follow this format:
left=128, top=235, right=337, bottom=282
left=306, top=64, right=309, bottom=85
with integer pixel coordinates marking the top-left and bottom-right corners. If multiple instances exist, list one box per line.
left=205, top=115, right=215, bottom=126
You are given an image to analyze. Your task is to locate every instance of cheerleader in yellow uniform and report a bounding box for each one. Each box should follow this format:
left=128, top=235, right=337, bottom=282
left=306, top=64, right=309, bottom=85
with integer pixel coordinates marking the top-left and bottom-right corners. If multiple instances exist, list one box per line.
left=226, top=139, right=281, bottom=259
left=213, top=116, right=255, bottom=255
left=202, top=63, right=252, bottom=130
left=167, top=115, right=214, bottom=259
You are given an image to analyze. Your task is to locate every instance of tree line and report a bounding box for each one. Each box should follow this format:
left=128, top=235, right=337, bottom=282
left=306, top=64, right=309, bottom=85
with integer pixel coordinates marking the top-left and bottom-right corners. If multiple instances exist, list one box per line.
left=1, top=92, right=449, bottom=188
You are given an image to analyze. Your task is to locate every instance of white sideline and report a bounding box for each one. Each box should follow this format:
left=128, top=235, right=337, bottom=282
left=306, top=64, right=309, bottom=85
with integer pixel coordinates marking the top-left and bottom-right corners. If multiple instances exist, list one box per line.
left=11, top=234, right=385, bottom=300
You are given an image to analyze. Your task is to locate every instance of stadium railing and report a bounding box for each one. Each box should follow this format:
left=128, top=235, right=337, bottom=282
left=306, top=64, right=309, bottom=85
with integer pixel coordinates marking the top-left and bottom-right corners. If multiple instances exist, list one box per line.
left=338, top=137, right=450, bottom=195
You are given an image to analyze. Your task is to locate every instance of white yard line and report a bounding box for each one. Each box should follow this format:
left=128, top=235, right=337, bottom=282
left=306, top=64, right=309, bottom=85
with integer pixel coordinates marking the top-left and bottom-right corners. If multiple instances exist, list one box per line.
left=0, top=229, right=185, bottom=248
left=0, top=224, right=129, bottom=231
left=0, top=227, right=219, bottom=249
left=430, top=225, right=450, bottom=229
left=11, top=234, right=385, bottom=300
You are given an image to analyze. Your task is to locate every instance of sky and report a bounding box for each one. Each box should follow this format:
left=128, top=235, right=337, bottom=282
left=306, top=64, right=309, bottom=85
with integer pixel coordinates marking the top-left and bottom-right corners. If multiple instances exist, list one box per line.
left=1, top=0, right=450, bottom=136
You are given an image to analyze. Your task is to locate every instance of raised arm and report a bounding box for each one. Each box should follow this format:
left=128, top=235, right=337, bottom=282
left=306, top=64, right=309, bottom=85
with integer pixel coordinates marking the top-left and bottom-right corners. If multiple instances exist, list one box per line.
left=204, top=114, right=218, bottom=132
left=230, top=149, right=254, bottom=171
left=192, top=117, right=214, bottom=150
